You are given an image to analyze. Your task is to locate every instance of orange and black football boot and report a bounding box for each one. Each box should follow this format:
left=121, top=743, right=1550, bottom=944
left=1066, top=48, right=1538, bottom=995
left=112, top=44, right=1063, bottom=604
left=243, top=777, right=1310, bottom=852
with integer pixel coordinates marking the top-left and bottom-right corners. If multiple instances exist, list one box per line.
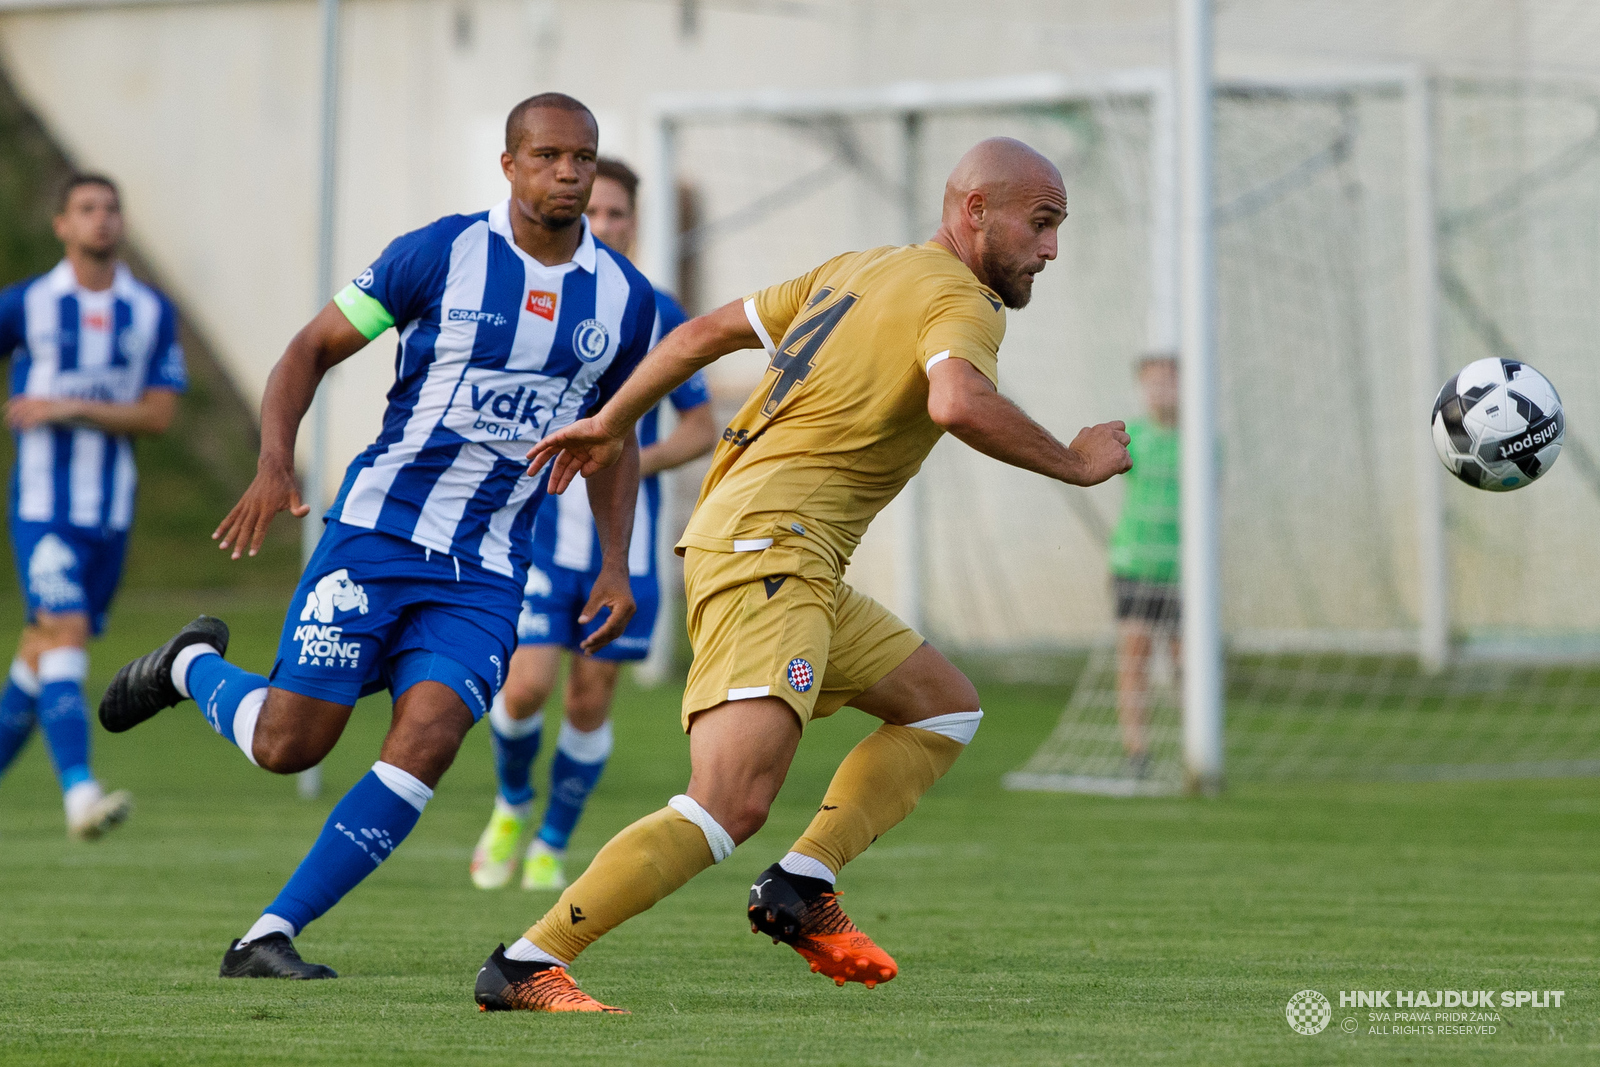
left=748, top=863, right=898, bottom=989
left=474, top=944, right=627, bottom=1013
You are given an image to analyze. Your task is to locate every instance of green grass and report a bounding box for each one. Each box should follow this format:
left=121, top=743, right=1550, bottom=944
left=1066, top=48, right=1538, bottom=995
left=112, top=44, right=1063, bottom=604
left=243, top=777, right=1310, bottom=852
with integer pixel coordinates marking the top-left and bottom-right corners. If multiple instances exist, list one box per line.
left=1, top=602, right=1598, bottom=1065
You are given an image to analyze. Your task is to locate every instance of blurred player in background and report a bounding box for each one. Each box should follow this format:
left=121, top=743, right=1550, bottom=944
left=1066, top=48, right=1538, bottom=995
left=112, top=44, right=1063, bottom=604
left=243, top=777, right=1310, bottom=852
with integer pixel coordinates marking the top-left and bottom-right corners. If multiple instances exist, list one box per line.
left=97, top=94, right=654, bottom=979
left=471, top=157, right=716, bottom=893
left=0, top=175, right=184, bottom=839
left=1110, top=353, right=1180, bottom=778
left=472, top=137, right=1132, bottom=1013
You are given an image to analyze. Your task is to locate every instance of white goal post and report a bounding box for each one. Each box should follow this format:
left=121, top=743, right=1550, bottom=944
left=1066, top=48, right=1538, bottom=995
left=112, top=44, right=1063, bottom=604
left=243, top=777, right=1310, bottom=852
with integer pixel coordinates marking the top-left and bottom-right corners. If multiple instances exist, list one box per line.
left=640, top=65, right=1451, bottom=790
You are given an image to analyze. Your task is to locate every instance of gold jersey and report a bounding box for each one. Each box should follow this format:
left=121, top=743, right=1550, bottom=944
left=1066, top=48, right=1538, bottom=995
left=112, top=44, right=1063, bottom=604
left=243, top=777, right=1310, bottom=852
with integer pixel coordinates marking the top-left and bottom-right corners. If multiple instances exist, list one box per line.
left=677, top=242, right=1006, bottom=572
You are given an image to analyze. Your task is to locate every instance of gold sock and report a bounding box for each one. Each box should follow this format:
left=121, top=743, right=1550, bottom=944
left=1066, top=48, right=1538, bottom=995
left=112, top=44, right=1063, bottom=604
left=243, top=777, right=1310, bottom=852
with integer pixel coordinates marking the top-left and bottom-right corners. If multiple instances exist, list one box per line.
left=792, top=722, right=969, bottom=876
left=526, top=801, right=724, bottom=964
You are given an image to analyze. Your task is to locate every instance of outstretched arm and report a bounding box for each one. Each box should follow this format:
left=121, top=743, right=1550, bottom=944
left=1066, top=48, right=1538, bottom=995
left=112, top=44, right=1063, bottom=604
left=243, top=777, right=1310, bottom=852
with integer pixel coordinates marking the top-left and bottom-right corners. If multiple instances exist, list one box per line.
left=927, top=356, right=1131, bottom=486
left=577, top=434, right=641, bottom=653
left=213, top=302, right=371, bottom=558
left=527, top=299, right=756, bottom=494
left=7, top=388, right=179, bottom=436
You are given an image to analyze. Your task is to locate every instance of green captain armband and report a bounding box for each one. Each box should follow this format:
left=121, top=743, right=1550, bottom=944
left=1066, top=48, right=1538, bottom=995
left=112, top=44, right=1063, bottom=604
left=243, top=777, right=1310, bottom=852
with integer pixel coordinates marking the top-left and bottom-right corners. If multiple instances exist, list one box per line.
left=333, top=283, right=396, bottom=340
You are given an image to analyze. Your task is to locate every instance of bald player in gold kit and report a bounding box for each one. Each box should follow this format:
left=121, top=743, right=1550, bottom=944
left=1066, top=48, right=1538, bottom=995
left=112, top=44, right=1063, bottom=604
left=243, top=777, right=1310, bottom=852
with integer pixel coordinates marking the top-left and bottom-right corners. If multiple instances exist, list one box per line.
left=472, top=137, right=1133, bottom=1013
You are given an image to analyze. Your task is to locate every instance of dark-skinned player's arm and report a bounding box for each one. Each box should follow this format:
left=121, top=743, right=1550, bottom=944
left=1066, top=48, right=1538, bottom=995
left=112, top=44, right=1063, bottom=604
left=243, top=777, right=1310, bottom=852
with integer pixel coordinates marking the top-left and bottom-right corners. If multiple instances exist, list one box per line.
left=926, top=356, right=1132, bottom=486
left=575, top=433, right=641, bottom=653
left=525, top=299, right=757, bottom=493
left=213, top=302, right=371, bottom=559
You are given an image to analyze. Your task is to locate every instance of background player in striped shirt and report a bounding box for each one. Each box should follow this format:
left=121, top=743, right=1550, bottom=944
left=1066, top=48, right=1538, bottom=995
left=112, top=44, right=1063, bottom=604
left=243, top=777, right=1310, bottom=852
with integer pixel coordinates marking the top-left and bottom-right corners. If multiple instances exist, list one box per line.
left=96, top=94, right=655, bottom=980
left=471, top=157, right=717, bottom=893
left=0, top=175, right=184, bottom=839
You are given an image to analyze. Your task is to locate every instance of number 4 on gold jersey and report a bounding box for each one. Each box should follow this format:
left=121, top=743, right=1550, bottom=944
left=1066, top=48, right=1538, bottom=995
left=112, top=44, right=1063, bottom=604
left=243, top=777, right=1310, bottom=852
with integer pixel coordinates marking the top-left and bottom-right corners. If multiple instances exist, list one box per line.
left=762, top=288, right=860, bottom=417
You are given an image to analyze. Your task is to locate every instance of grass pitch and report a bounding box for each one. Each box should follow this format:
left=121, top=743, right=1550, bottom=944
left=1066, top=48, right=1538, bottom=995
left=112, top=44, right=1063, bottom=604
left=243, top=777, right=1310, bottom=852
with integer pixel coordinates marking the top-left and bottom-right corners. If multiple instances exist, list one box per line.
left=0, top=600, right=1598, bottom=1066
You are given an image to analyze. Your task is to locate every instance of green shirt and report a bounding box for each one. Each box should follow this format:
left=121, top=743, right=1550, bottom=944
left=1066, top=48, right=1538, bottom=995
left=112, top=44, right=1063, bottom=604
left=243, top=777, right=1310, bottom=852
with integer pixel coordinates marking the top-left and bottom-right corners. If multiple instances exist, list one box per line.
left=1108, top=418, right=1180, bottom=582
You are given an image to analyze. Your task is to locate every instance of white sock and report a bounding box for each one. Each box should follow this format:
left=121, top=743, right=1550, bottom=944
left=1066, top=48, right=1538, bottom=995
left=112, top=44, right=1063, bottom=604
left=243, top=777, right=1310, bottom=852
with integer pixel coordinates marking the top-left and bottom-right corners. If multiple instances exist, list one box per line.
left=504, top=937, right=567, bottom=966
left=233, top=687, right=268, bottom=766
left=171, top=643, right=221, bottom=700
left=556, top=718, right=613, bottom=763
left=528, top=836, right=564, bottom=859
left=372, top=760, right=433, bottom=812
left=667, top=794, right=735, bottom=863
left=9, top=658, right=40, bottom=698
left=908, top=709, right=984, bottom=744
left=494, top=794, right=532, bottom=820
left=63, top=779, right=102, bottom=822
left=779, top=850, right=836, bottom=885
left=240, top=913, right=296, bottom=945
left=38, top=647, right=88, bottom=685
left=489, top=694, right=542, bottom=739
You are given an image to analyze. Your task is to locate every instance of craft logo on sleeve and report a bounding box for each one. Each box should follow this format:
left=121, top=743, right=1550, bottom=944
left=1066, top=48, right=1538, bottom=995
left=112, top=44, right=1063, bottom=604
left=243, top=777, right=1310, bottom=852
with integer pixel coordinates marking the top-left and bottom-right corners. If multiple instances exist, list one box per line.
left=526, top=290, right=558, bottom=320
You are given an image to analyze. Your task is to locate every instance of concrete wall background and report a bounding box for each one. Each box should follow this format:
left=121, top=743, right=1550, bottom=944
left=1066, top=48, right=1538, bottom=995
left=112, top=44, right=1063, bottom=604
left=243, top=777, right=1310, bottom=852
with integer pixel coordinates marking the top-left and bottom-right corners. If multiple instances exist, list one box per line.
left=1, top=0, right=1597, bottom=644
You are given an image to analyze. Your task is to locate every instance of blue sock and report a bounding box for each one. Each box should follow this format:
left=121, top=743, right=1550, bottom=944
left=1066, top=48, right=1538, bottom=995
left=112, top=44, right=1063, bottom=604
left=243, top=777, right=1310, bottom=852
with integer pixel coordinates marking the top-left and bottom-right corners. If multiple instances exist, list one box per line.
left=180, top=648, right=269, bottom=759
left=37, top=648, right=92, bottom=792
left=538, top=720, right=613, bottom=851
left=0, top=659, right=39, bottom=779
left=260, top=762, right=432, bottom=935
left=489, top=693, right=542, bottom=807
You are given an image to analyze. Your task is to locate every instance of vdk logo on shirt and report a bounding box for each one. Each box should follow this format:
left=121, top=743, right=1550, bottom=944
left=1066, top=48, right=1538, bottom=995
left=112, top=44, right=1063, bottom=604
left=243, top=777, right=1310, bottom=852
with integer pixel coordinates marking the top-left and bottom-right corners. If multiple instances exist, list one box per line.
left=526, top=290, right=558, bottom=321
left=295, top=568, right=368, bottom=670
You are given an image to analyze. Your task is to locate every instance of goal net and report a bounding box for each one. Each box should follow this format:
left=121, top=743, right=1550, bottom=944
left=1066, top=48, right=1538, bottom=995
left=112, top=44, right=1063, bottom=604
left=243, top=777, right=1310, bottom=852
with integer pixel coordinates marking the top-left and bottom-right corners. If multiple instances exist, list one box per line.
left=649, top=66, right=1600, bottom=790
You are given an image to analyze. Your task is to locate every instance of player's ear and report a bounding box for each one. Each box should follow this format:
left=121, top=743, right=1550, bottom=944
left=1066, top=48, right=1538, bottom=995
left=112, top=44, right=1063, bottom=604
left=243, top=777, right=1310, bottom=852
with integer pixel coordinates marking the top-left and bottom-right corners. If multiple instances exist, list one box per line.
left=501, top=151, right=515, bottom=182
left=964, top=189, right=987, bottom=227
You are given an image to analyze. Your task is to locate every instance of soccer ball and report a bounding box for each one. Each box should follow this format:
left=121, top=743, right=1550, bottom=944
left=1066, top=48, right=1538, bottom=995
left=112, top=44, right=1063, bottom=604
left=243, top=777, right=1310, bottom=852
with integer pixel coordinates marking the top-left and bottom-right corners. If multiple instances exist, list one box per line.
left=1431, top=358, right=1563, bottom=492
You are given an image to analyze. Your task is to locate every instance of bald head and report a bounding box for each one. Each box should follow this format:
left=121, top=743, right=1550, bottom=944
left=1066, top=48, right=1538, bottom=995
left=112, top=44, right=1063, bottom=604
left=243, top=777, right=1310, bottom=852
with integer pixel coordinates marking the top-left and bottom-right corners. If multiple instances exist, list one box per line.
left=942, top=137, right=1064, bottom=218
left=931, top=138, right=1066, bottom=309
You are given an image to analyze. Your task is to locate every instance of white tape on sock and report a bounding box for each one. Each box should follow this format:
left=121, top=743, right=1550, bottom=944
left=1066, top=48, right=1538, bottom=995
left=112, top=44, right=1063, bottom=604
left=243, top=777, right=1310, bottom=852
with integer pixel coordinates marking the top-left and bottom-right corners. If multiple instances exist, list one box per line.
left=779, top=850, right=836, bottom=885
left=908, top=709, right=984, bottom=745
left=668, top=794, right=735, bottom=864
left=232, top=687, right=267, bottom=766
left=556, top=719, right=613, bottom=764
left=9, top=658, right=39, bottom=698
left=488, top=694, right=542, bottom=739
left=240, top=913, right=296, bottom=945
left=37, top=647, right=87, bottom=684
left=505, top=936, right=567, bottom=966
left=171, top=643, right=221, bottom=700
left=373, top=760, right=433, bottom=813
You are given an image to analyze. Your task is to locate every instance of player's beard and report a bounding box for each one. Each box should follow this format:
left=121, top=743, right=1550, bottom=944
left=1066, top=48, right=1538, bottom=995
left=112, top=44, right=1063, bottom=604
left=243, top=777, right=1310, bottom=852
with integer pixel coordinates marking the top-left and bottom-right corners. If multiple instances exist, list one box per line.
left=979, top=245, right=1035, bottom=309
left=536, top=209, right=582, bottom=230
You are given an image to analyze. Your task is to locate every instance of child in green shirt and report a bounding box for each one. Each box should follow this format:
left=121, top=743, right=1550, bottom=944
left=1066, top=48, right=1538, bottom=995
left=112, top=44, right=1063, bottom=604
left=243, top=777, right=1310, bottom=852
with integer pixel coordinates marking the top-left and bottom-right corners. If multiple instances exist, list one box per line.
left=1109, top=354, right=1180, bottom=777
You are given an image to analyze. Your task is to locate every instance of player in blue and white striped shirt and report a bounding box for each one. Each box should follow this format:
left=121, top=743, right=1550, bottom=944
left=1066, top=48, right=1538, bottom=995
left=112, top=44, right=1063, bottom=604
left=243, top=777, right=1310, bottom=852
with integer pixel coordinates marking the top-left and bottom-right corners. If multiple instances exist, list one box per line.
left=97, top=94, right=654, bottom=981
left=0, top=175, right=185, bottom=840
left=470, top=158, right=718, bottom=894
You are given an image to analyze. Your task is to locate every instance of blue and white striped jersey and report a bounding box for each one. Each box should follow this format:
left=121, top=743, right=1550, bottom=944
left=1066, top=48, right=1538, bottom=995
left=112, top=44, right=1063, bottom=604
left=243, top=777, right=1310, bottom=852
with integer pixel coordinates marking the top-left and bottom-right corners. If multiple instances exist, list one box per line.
left=0, top=260, right=187, bottom=531
left=327, top=203, right=656, bottom=582
left=531, top=288, right=710, bottom=579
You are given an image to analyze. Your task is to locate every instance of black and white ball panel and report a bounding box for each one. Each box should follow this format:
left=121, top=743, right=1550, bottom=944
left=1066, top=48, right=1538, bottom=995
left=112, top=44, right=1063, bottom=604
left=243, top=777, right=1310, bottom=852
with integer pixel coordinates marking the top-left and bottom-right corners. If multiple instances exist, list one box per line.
left=1431, top=358, right=1563, bottom=492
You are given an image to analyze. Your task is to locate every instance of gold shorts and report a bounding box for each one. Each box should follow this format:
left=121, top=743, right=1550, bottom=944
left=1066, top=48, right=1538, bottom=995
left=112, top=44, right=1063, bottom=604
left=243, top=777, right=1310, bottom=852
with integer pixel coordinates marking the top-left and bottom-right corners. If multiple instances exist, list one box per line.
left=681, top=546, right=925, bottom=730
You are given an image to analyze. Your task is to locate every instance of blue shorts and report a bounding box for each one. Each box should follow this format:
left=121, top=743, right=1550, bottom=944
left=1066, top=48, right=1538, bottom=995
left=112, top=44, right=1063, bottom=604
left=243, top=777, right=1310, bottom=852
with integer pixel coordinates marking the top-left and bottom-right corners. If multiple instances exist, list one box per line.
left=270, top=522, right=521, bottom=720
left=10, top=521, right=127, bottom=636
left=518, top=558, right=659, bottom=662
